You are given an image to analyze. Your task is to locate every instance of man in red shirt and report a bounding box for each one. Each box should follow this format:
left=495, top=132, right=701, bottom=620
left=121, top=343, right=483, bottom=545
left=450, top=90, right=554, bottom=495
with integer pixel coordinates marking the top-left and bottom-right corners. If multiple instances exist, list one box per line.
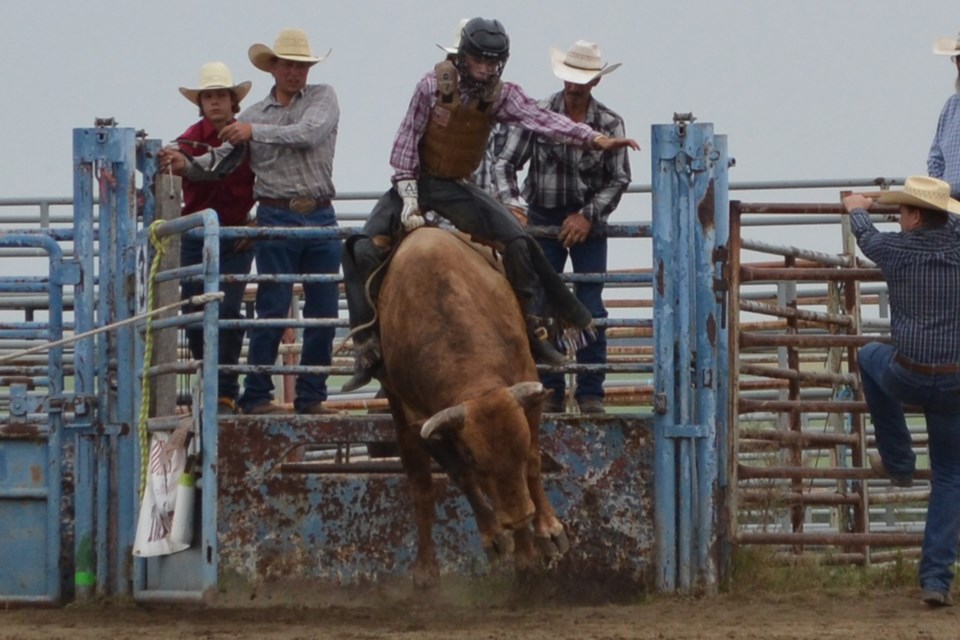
left=175, top=62, right=256, bottom=415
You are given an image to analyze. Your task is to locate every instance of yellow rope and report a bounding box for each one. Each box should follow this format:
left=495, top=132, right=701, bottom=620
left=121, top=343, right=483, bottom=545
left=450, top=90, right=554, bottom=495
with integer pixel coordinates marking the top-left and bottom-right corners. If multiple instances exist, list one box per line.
left=137, top=220, right=170, bottom=498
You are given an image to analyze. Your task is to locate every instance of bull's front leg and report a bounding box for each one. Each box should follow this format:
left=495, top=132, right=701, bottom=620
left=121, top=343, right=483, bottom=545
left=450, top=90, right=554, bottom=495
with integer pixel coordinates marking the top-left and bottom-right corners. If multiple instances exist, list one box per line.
left=426, top=442, right=512, bottom=565
left=457, top=474, right=513, bottom=563
left=524, top=416, right=569, bottom=560
left=394, top=417, right=440, bottom=588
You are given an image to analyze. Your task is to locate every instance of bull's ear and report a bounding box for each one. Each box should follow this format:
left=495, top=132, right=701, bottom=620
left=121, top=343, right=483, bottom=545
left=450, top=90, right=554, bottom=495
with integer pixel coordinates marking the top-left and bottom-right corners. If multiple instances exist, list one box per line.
left=508, top=381, right=551, bottom=410
left=420, top=404, right=467, bottom=440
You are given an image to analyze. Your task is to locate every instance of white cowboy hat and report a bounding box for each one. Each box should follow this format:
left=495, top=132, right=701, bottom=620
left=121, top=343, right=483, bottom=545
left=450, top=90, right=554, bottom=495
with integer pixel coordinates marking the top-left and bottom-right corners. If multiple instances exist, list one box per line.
left=248, top=28, right=330, bottom=72
left=550, top=40, right=621, bottom=84
left=437, top=18, right=469, bottom=55
left=178, top=61, right=252, bottom=105
left=933, top=33, right=960, bottom=56
left=877, top=176, right=960, bottom=214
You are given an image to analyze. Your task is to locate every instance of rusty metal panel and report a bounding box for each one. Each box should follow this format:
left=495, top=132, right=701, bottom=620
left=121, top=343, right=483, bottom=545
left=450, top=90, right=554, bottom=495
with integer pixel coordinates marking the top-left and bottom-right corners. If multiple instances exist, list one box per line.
left=216, top=414, right=654, bottom=587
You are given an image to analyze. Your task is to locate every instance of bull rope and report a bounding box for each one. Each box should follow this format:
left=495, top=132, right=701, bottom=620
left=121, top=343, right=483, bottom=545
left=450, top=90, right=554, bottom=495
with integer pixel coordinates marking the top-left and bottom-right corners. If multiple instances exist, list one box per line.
left=135, top=221, right=168, bottom=497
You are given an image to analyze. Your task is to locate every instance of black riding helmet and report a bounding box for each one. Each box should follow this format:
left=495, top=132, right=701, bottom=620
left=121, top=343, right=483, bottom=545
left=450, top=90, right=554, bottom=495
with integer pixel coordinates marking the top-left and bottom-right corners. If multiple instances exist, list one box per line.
left=457, top=17, right=509, bottom=83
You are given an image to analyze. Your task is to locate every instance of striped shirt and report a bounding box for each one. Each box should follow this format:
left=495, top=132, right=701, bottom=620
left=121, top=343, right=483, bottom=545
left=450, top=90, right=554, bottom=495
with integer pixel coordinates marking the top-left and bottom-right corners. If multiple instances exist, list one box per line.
left=390, top=71, right=597, bottom=183
left=928, top=93, right=960, bottom=198
left=850, top=207, right=960, bottom=364
left=185, top=84, right=339, bottom=200
left=492, top=91, right=631, bottom=224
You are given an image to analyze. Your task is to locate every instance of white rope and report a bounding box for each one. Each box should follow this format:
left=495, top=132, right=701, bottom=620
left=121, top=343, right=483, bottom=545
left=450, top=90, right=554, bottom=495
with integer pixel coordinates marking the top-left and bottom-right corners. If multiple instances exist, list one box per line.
left=0, top=292, right=224, bottom=365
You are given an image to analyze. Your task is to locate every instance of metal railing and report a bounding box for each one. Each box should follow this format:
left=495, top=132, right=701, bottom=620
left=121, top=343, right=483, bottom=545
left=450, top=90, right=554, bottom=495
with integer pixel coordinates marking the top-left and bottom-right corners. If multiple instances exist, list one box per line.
left=728, top=193, right=927, bottom=565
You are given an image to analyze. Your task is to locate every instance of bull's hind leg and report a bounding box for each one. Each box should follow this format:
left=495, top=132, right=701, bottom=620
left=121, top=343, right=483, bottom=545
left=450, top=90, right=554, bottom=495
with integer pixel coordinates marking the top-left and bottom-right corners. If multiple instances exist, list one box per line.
left=524, top=413, right=569, bottom=559
left=389, top=399, right=441, bottom=588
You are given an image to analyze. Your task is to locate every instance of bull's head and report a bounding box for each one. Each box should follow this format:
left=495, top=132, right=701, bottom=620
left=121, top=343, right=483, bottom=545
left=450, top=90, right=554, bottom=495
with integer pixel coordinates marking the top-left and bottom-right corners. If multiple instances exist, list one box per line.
left=420, top=381, right=550, bottom=530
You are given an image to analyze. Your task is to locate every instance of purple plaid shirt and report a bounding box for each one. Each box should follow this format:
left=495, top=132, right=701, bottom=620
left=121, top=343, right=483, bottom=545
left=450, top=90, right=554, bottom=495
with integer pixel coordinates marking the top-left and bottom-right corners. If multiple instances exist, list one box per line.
left=390, top=71, right=597, bottom=182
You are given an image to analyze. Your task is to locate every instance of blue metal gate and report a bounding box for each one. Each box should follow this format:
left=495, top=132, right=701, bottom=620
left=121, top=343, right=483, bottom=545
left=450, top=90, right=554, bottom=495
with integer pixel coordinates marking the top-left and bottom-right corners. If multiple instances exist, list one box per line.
left=0, top=234, right=75, bottom=604
left=651, top=117, right=730, bottom=592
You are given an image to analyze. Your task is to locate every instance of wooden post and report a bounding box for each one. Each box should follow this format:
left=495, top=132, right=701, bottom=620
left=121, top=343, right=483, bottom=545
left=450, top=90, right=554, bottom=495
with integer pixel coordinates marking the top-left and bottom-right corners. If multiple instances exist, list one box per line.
left=151, top=173, right=181, bottom=418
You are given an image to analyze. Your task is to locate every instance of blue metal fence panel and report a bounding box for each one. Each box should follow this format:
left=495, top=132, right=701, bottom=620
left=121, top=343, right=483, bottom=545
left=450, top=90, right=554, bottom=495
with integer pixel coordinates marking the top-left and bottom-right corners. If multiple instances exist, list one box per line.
left=0, top=442, right=52, bottom=601
left=652, top=124, right=679, bottom=591
left=133, top=208, right=223, bottom=601
left=70, top=126, right=141, bottom=600
left=0, top=234, right=67, bottom=605
left=652, top=119, right=727, bottom=593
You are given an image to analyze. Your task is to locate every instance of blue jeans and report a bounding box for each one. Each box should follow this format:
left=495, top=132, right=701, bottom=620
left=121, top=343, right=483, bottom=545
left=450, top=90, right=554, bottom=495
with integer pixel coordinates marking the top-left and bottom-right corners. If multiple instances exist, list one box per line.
left=528, top=206, right=608, bottom=401
left=180, top=225, right=254, bottom=401
left=238, top=205, right=342, bottom=413
left=858, top=342, right=960, bottom=594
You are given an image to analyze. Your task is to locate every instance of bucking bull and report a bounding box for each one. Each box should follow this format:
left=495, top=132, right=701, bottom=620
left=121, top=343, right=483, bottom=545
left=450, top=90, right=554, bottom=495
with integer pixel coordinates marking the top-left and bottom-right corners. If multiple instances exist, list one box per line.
left=373, top=226, right=569, bottom=587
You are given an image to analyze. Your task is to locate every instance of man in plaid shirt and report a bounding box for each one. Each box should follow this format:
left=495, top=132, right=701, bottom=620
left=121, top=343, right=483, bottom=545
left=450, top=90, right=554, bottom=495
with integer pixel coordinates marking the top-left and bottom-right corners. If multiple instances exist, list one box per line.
left=493, top=41, right=632, bottom=414
left=845, top=176, right=960, bottom=607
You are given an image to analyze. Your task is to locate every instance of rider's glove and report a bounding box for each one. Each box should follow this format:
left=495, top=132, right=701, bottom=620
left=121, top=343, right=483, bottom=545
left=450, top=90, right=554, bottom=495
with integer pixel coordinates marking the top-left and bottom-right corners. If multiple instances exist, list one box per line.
left=397, top=180, right=424, bottom=231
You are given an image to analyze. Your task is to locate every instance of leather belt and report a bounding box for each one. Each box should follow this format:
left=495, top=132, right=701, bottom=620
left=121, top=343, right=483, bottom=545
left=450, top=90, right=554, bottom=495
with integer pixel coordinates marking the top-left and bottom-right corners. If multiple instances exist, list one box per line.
left=894, top=353, right=960, bottom=375
left=258, top=196, right=331, bottom=214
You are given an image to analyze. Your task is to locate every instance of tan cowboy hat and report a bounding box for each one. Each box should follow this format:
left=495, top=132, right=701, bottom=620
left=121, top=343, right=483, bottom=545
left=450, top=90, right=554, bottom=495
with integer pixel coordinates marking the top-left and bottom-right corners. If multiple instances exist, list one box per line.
left=248, top=28, right=330, bottom=72
left=178, top=61, right=252, bottom=105
left=550, top=40, right=621, bottom=84
left=437, top=18, right=469, bottom=55
left=933, top=32, right=960, bottom=55
left=877, top=176, right=960, bottom=214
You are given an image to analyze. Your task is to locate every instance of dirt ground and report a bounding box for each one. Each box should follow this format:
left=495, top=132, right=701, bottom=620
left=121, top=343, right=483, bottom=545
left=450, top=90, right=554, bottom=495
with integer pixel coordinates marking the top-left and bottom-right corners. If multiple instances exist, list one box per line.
left=1, top=588, right=957, bottom=640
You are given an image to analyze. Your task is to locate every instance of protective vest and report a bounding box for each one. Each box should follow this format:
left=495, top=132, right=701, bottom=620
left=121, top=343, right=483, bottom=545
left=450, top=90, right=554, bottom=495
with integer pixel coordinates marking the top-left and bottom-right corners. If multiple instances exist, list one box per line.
left=419, top=60, right=503, bottom=179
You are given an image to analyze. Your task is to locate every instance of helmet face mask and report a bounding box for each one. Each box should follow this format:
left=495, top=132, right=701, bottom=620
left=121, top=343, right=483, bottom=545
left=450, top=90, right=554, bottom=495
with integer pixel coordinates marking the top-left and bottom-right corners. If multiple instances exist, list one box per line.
left=456, top=17, right=509, bottom=86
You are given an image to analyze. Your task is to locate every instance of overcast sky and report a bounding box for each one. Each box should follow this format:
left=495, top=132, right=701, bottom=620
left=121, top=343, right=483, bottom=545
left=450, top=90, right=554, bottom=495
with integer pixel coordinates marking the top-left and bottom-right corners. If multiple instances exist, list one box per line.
left=3, top=0, right=958, bottom=199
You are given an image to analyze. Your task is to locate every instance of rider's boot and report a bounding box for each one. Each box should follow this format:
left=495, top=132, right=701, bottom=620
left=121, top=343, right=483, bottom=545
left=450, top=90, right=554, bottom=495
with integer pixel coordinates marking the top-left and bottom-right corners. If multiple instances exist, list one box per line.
left=341, top=236, right=387, bottom=392
left=526, top=316, right=568, bottom=367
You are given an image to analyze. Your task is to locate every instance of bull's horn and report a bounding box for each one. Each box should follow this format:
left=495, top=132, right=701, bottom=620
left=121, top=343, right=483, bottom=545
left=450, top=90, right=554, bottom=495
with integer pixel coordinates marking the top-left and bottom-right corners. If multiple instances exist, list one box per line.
left=509, top=381, right=550, bottom=409
left=420, top=404, right=467, bottom=440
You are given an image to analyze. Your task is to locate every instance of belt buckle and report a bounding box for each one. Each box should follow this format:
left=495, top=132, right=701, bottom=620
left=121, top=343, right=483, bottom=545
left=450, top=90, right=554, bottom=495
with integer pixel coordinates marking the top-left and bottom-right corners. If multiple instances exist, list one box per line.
left=289, top=196, right=317, bottom=214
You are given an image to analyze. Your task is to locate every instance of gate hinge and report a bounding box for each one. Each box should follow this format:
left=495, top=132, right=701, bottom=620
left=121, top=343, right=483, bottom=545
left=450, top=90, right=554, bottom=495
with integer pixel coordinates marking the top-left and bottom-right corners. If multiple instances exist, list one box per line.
left=653, top=393, right=668, bottom=414
left=54, top=258, right=82, bottom=286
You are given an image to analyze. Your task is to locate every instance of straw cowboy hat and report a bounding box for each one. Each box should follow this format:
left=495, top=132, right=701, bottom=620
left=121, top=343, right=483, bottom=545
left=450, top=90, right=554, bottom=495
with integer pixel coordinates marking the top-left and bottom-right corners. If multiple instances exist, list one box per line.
left=178, top=61, right=251, bottom=105
left=437, top=18, right=469, bottom=55
left=550, top=40, right=621, bottom=84
left=877, top=176, right=960, bottom=214
left=933, top=32, right=960, bottom=56
left=248, top=28, right=330, bottom=72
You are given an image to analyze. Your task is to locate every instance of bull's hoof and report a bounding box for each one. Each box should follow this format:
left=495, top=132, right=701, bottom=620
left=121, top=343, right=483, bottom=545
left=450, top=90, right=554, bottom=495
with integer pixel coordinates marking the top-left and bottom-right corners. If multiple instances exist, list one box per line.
left=496, top=530, right=515, bottom=556
left=534, top=528, right=570, bottom=559
left=484, top=530, right=515, bottom=564
left=412, top=559, right=440, bottom=590
left=412, top=569, right=440, bottom=590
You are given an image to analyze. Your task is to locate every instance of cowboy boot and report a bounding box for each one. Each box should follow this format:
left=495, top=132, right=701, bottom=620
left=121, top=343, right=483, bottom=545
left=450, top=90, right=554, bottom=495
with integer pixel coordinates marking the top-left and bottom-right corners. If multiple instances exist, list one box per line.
left=524, top=314, right=567, bottom=367
left=520, top=300, right=567, bottom=367
left=342, top=334, right=383, bottom=393
left=524, top=237, right=593, bottom=329
left=341, top=236, right=386, bottom=392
